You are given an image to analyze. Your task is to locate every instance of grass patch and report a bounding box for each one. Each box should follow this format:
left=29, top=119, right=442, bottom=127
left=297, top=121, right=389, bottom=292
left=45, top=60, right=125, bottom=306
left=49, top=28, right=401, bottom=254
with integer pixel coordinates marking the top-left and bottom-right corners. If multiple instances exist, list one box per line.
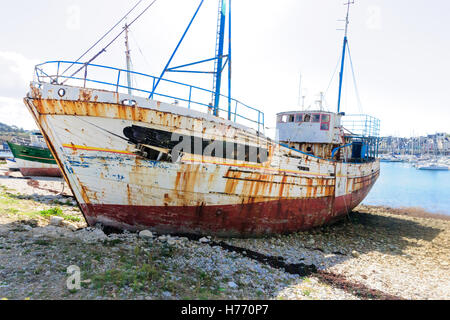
left=102, top=239, right=124, bottom=247
left=37, top=207, right=81, bottom=222
left=0, top=192, right=20, bottom=206
left=34, top=239, right=51, bottom=246
left=87, top=244, right=225, bottom=299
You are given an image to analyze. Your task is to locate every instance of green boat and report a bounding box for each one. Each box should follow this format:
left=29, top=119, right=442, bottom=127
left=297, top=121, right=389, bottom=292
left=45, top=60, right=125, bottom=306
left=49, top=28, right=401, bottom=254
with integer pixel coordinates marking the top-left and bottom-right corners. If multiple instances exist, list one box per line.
left=7, top=134, right=62, bottom=177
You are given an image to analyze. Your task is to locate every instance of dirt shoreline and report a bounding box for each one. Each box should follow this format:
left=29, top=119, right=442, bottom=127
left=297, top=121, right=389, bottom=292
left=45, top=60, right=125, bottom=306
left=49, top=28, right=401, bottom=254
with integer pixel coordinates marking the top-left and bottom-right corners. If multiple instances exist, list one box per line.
left=0, top=164, right=449, bottom=300
left=359, top=204, right=450, bottom=221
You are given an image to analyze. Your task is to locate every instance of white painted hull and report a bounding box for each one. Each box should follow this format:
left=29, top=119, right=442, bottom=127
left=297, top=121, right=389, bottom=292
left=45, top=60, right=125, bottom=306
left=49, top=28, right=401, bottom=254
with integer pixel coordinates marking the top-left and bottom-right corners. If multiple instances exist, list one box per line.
left=5, top=159, right=19, bottom=171
left=24, top=82, right=380, bottom=236
left=14, top=158, right=60, bottom=170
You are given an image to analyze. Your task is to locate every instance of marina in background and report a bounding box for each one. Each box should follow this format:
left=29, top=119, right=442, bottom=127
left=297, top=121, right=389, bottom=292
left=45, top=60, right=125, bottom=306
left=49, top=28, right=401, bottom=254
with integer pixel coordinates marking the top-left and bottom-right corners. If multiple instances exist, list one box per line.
left=364, top=161, right=450, bottom=215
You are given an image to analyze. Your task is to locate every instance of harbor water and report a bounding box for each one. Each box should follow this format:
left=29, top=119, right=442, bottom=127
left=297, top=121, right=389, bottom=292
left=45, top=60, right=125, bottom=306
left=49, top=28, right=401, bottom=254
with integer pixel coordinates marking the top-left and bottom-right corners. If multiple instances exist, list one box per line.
left=363, top=162, right=450, bottom=215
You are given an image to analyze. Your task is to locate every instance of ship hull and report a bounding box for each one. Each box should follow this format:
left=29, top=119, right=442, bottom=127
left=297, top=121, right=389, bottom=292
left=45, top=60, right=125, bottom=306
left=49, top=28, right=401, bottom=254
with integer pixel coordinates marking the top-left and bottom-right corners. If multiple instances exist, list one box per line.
left=79, top=180, right=376, bottom=236
left=24, top=83, right=379, bottom=236
left=5, top=158, right=20, bottom=171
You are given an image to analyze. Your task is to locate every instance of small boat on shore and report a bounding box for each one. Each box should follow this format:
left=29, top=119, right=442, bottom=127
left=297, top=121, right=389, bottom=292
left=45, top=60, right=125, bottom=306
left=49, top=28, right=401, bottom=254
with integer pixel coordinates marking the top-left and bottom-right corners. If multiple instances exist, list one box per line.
left=7, top=133, right=62, bottom=177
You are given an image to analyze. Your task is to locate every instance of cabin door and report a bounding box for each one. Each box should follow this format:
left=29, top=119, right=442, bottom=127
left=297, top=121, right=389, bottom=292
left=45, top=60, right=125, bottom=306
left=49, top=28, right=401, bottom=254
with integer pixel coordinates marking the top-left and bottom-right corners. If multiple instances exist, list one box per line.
left=335, top=163, right=348, bottom=197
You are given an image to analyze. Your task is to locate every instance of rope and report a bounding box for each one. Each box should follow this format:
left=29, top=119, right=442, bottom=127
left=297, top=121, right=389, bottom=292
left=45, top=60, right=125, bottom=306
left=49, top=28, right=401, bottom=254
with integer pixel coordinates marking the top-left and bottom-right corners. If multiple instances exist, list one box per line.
left=130, top=29, right=153, bottom=71
left=323, top=56, right=341, bottom=102
left=347, top=42, right=364, bottom=114
left=60, top=0, right=145, bottom=77
left=63, top=0, right=159, bottom=83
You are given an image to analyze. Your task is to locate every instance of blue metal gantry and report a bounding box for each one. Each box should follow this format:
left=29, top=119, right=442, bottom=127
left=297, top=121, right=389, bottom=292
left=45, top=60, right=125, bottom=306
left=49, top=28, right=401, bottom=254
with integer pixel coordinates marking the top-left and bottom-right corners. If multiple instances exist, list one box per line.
left=149, top=0, right=233, bottom=120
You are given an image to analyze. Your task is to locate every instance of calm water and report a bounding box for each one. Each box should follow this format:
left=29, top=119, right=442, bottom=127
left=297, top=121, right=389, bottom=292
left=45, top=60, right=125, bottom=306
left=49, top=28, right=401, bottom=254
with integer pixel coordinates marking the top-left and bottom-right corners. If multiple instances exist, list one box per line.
left=363, top=162, right=450, bottom=215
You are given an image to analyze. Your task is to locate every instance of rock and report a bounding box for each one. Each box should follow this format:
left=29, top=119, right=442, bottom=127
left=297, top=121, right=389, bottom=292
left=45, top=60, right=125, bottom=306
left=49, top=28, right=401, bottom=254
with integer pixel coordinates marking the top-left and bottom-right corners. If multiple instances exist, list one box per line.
left=139, top=230, right=154, bottom=239
left=162, top=291, right=172, bottom=298
left=351, top=250, right=360, bottom=258
left=75, top=228, right=107, bottom=242
left=199, top=237, right=210, bottom=243
left=22, top=225, right=33, bottom=231
left=50, top=216, right=64, bottom=226
left=61, top=221, right=78, bottom=231
left=227, top=281, right=238, bottom=289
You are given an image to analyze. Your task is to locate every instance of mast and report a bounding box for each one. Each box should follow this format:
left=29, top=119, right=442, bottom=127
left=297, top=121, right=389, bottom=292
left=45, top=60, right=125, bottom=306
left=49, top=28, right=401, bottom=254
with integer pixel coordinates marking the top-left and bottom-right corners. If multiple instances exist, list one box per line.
left=228, top=0, right=232, bottom=120
left=124, top=23, right=133, bottom=95
left=337, top=1, right=354, bottom=113
left=149, top=0, right=232, bottom=120
left=212, top=0, right=228, bottom=117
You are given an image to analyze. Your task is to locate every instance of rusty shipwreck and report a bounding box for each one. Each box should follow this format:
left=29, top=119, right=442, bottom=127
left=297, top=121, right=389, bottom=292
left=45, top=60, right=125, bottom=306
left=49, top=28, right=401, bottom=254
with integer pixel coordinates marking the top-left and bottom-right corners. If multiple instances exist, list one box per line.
left=23, top=0, right=380, bottom=236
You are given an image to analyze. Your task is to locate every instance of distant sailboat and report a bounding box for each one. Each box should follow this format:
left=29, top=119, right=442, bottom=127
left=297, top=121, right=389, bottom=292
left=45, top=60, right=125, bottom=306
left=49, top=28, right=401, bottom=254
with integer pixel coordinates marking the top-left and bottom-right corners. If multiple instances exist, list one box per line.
left=416, top=162, right=449, bottom=171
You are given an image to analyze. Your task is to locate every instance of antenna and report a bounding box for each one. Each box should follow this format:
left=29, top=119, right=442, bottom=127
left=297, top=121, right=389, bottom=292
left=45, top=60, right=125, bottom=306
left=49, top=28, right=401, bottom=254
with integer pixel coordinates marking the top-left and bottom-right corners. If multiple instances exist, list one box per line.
left=124, top=23, right=133, bottom=95
left=297, top=73, right=302, bottom=107
left=337, top=0, right=354, bottom=113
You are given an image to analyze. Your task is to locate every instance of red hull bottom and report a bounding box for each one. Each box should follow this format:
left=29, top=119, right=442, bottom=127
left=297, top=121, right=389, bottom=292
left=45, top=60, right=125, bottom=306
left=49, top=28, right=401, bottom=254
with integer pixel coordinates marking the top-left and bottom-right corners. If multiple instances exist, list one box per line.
left=80, top=179, right=376, bottom=237
left=20, top=168, right=62, bottom=178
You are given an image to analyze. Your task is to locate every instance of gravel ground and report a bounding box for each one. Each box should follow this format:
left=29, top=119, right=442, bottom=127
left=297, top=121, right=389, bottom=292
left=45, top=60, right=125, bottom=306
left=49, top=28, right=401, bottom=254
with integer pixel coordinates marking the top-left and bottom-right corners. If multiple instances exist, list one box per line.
left=0, top=163, right=448, bottom=300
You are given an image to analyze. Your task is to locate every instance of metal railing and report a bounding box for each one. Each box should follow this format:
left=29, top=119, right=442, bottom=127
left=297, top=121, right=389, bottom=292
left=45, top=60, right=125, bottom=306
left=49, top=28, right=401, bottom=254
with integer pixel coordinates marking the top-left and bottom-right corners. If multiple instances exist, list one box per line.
left=342, top=114, right=380, bottom=138
left=341, top=114, right=381, bottom=160
left=34, top=61, right=265, bottom=133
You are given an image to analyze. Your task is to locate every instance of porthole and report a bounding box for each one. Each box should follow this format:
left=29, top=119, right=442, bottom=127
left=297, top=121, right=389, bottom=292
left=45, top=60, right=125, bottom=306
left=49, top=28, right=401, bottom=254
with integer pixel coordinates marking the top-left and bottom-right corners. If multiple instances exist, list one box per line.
left=122, top=99, right=137, bottom=106
left=58, top=88, right=66, bottom=97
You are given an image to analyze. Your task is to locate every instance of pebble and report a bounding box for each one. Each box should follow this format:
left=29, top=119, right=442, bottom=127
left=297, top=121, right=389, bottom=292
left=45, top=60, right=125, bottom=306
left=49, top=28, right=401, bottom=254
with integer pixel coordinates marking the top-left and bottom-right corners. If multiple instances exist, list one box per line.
left=139, top=230, right=154, bottom=239
left=351, top=250, right=360, bottom=258
left=199, top=237, right=210, bottom=243
left=50, top=216, right=64, bottom=226
left=61, top=221, right=78, bottom=231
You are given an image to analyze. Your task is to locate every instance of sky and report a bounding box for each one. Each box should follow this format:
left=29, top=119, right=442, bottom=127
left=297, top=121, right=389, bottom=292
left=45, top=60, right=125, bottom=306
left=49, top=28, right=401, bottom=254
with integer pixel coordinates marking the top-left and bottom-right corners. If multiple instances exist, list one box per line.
left=0, top=0, right=449, bottom=137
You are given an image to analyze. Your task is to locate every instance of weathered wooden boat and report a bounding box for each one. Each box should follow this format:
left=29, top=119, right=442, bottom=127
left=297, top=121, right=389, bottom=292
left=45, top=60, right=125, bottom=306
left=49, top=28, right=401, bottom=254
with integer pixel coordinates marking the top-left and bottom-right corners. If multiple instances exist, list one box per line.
left=23, top=0, right=379, bottom=236
left=7, top=134, right=62, bottom=177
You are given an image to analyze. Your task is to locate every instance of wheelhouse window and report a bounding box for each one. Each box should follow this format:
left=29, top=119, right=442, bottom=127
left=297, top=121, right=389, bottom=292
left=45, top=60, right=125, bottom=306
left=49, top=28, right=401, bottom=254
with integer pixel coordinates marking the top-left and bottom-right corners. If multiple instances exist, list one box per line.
left=296, top=113, right=304, bottom=122
left=288, top=115, right=295, bottom=122
left=303, top=114, right=311, bottom=122
left=312, top=114, right=321, bottom=123
left=321, top=114, right=330, bottom=123
left=278, top=115, right=289, bottom=123
left=320, top=113, right=331, bottom=131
